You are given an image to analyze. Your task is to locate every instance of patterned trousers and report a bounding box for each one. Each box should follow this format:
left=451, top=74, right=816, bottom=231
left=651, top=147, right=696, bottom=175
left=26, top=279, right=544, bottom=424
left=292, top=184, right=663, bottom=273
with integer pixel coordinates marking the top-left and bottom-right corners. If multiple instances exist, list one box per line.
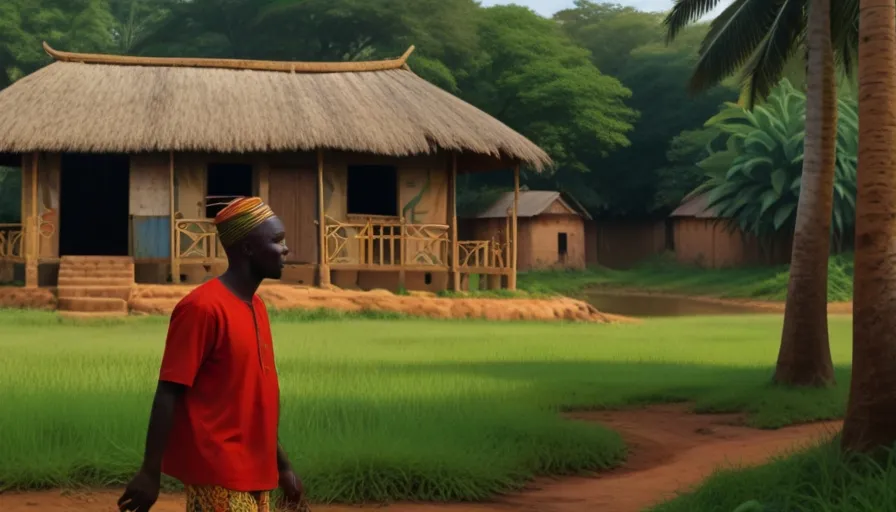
left=185, top=485, right=312, bottom=512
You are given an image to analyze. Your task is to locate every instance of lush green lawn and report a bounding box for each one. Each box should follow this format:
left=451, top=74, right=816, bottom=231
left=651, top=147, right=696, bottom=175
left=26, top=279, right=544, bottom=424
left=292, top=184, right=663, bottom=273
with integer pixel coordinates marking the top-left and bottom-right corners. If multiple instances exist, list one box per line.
left=651, top=436, right=896, bottom=512
left=0, top=310, right=851, bottom=503
left=517, top=253, right=855, bottom=302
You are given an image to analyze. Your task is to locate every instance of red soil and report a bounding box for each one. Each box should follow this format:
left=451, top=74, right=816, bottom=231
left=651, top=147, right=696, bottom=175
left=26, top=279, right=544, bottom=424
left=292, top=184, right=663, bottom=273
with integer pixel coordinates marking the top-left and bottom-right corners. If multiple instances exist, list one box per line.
left=0, top=404, right=841, bottom=512
left=129, top=284, right=634, bottom=323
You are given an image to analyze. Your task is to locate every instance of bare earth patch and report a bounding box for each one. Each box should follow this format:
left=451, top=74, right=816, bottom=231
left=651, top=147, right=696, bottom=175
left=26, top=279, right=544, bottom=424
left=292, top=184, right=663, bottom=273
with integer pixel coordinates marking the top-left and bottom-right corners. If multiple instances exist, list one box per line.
left=0, top=404, right=841, bottom=512
left=128, top=284, right=634, bottom=323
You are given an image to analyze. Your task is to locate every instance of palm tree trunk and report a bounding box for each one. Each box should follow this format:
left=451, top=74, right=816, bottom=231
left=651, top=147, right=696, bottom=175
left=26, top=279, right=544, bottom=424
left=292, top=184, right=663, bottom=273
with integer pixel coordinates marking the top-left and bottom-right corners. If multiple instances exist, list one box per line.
left=840, top=0, right=896, bottom=453
left=773, top=0, right=836, bottom=387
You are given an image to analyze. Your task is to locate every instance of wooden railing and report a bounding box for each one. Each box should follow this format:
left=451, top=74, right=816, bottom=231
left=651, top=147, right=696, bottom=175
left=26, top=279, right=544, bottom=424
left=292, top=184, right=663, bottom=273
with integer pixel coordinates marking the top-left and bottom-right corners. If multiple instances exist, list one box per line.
left=0, top=223, right=24, bottom=261
left=174, top=218, right=225, bottom=263
left=325, top=217, right=450, bottom=267
left=457, top=238, right=508, bottom=270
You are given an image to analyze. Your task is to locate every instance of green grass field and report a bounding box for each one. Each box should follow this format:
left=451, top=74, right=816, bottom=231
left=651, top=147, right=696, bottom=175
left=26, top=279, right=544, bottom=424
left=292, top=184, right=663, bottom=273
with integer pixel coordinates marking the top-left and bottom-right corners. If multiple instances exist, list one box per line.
left=0, top=309, right=850, bottom=504
left=651, top=436, right=896, bottom=512
left=517, top=253, right=855, bottom=302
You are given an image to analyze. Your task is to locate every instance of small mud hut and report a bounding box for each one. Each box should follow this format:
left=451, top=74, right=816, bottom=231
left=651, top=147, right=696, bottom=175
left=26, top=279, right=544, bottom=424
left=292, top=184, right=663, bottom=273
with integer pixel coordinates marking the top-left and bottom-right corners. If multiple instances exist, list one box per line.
left=0, top=43, right=551, bottom=312
left=461, top=190, right=591, bottom=272
left=670, top=192, right=791, bottom=268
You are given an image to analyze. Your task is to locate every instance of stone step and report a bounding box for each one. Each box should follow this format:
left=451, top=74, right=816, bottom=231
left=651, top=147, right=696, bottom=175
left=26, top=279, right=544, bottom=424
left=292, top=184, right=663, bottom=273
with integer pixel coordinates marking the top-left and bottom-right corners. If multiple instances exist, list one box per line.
left=57, top=277, right=135, bottom=287
left=57, top=269, right=134, bottom=280
left=57, top=286, right=133, bottom=300
left=58, top=310, right=129, bottom=320
left=57, top=297, right=129, bottom=313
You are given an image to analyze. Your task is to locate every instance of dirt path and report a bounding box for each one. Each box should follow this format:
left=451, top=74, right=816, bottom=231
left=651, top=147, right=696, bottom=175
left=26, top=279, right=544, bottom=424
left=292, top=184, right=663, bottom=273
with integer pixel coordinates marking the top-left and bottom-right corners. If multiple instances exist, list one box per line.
left=0, top=405, right=842, bottom=512
left=586, top=288, right=853, bottom=315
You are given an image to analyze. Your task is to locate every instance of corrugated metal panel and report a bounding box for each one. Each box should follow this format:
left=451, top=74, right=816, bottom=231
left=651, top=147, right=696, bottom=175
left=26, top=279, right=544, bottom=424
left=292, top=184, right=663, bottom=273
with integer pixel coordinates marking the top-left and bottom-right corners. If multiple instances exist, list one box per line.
left=131, top=215, right=170, bottom=259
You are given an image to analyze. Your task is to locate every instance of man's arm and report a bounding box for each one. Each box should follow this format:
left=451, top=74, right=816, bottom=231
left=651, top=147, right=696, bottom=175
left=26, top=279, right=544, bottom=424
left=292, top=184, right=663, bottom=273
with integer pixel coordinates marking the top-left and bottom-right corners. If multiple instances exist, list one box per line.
left=140, top=381, right=187, bottom=476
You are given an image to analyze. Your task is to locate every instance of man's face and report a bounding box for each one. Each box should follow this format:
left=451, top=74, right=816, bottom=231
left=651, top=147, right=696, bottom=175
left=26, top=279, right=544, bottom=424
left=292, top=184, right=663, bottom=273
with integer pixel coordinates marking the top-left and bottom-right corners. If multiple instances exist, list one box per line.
left=244, top=216, right=289, bottom=280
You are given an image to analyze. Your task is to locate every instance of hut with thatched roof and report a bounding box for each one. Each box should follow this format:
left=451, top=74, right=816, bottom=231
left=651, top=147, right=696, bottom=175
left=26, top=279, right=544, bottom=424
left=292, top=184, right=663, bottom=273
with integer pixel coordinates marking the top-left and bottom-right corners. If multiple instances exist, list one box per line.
left=0, top=43, right=550, bottom=303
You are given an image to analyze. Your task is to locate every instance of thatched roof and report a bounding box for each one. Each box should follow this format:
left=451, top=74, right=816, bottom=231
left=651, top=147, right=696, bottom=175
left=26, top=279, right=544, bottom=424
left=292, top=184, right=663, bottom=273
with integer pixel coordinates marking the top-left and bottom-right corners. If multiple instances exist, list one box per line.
left=0, top=43, right=551, bottom=171
left=473, top=190, right=592, bottom=219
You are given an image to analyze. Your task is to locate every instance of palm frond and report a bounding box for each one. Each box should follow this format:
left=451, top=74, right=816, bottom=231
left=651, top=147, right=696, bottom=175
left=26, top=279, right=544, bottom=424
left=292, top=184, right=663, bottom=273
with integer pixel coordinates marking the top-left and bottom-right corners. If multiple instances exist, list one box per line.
left=687, top=0, right=785, bottom=93
left=830, top=0, right=858, bottom=76
left=664, top=0, right=726, bottom=42
left=738, top=0, right=806, bottom=107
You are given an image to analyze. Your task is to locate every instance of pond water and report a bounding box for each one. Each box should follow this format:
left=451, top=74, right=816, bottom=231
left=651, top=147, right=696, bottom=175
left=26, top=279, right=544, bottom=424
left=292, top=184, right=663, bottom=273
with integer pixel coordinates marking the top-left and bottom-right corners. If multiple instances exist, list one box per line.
left=583, top=290, right=774, bottom=318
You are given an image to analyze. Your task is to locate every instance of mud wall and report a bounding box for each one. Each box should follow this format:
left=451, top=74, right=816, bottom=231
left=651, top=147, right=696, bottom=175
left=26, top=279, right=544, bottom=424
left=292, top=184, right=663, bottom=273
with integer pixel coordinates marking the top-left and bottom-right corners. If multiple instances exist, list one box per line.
left=672, top=218, right=792, bottom=268
left=525, top=214, right=586, bottom=270
left=591, top=219, right=667, bottom=270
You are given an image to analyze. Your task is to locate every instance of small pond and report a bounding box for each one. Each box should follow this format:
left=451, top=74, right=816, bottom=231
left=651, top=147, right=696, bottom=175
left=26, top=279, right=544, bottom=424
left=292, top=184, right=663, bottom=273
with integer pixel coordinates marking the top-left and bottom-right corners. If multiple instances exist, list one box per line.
left=583, top=290, right=774, bottom=318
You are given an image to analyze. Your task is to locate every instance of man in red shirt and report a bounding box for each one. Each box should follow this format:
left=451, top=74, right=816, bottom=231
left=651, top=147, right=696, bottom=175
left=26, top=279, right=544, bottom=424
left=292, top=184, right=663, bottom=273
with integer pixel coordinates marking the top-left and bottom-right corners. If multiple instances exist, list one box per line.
left=118, top=197, right=308, bottom=512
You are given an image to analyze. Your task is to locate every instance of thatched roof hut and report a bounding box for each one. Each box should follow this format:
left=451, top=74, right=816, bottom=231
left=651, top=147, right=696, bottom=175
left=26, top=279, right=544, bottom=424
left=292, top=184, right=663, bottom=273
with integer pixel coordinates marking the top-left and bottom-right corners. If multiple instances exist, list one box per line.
left=0, top=43, right=551, bottom=170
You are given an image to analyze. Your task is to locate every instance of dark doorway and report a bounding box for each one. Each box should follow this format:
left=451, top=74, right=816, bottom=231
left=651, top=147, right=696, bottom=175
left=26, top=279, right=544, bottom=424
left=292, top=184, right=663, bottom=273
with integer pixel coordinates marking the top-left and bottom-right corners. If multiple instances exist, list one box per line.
left=206, top=163, right=254, bottom=218
left=558, top=232, right=568, bottom=260
left=347, top=165, right=398, bottom=216
left=59, top=153, right=130, bottom=256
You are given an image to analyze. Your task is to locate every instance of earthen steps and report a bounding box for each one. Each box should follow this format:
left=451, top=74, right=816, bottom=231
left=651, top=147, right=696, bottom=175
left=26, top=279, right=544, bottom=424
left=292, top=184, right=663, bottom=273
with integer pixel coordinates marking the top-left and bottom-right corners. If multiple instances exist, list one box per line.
left=56, top=256, right=135, bottom=318
left=57, top=297, right=128, bottom=313
left=56, top=286, right=133, bottom=300
left=57, top=277, right=135, bottom=287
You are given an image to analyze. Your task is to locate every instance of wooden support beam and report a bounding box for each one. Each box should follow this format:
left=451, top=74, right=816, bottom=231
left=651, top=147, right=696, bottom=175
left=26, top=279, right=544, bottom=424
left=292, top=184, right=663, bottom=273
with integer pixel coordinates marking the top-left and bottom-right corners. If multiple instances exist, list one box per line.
left=169, top=151, right=180, bottom=284
left=508, top=163, right=519, bottom=290
left=449, top=153, right=460, bottom=291
left=24, top=152, right=39, bottom=288
left=317, top=149, right=331, bottom=287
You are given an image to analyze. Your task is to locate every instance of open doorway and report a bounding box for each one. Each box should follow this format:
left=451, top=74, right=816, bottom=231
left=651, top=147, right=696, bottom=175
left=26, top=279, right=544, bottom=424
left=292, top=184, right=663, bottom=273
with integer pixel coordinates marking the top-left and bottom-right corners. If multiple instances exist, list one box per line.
left=59, top=153, right=130, bottom=256
left=206, top=163, right=254, bottom=218
left=558, top=232, right=568, bottom=263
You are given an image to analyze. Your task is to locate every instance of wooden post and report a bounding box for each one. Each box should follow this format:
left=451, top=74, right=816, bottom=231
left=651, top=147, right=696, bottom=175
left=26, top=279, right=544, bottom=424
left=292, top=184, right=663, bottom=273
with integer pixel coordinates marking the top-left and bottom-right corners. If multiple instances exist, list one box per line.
left=508, top=163, right=519, bottom=290
left=398, top=216, right=406, bottom=290
left=317, top=149, right=330, bottom=287
left=169, top=151, right=180, bottom=284
left=24, top=152, right=39, bottom=288
left=449, top=153, right=460, bottom=291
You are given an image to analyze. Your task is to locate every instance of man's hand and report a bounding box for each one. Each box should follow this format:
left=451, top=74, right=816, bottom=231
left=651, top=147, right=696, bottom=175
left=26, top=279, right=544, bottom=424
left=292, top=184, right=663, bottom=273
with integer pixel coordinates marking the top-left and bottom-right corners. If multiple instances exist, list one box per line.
left=117, top=468, right=161, bottom=511
left=278, top=469, right=308, bottom=511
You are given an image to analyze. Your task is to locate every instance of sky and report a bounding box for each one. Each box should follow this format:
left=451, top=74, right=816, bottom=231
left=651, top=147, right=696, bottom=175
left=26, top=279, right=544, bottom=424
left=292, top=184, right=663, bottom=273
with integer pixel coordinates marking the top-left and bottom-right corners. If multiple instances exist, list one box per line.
left=480, top=0, right=729, bottom=19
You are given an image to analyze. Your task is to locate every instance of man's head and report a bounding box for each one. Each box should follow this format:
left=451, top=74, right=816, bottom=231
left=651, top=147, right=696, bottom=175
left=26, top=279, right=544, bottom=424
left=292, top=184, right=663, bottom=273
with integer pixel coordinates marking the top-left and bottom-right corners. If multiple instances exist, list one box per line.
left=214, top=197, right=289, bottom=281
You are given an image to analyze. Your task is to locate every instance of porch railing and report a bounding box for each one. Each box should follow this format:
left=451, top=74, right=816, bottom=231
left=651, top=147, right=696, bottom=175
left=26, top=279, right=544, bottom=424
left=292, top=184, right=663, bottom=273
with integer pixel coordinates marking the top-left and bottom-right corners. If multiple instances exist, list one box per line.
left=457, top=239, right=508, bottom=270
left=170, top=216, right=513, bottom=271
left=0, top=223, right=24, bottom=261
left=174, top=218, right=225, bottom=263
left=325, top=217, right=450, bottom=267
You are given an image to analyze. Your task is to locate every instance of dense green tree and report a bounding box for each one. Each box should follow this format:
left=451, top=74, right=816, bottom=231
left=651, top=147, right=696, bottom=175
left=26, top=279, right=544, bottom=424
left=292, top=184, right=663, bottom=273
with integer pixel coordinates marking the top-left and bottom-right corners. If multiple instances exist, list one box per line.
left=0, top=0, right=116, bottom=87
left=653, top=127, right=723, bottom=211
left=554, top=1, right=664, bottom=76
left=462, top=5, right=635, bottom=172
left=552, top=11, right=737, bottom=215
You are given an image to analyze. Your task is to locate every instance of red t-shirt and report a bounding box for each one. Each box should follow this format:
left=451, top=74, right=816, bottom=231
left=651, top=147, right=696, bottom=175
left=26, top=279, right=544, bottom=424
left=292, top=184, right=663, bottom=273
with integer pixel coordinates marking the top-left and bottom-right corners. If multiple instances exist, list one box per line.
left=158, top=278, right=280, bottom=492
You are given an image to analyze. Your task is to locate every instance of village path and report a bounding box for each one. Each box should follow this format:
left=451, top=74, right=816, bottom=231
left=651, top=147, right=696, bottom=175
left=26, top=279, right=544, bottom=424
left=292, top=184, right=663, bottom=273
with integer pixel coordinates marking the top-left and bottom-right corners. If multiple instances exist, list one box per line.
left=0, top=404, right=841, bottom=512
